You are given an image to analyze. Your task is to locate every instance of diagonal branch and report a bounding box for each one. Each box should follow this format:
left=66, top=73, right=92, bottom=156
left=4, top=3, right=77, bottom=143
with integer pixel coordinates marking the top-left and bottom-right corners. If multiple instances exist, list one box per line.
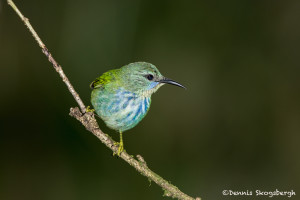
left=7, top=1, right=200, bottom=199
left=7, top=0, right=86, bottom=113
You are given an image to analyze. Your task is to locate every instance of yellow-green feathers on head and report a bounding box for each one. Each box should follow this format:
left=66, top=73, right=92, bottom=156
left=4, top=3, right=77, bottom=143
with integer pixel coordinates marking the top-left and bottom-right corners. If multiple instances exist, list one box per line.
left=90, top=62, right=164, bottom=96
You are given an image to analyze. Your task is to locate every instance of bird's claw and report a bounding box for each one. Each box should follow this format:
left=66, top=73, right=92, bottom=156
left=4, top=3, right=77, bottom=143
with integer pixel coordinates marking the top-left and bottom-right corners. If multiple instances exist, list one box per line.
left=113, top=141, right=124, bottom=156
left=86, top=106, right=95, bottom=113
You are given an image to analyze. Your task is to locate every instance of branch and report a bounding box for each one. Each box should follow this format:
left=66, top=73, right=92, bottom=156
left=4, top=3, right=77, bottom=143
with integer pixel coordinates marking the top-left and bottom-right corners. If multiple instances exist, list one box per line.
left=7, top=1, right=201, bottom=199
left=7, top=0, right=86, bottom=113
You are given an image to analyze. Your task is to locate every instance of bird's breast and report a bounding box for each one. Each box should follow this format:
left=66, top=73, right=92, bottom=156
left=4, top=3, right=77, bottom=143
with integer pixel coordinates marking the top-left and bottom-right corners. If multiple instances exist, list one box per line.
left=91, top=88, right=151, bottom=132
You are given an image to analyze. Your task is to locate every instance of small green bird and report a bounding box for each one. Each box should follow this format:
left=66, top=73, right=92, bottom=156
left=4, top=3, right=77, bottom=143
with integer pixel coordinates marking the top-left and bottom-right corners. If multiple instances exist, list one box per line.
left=90, top=62, right=185, bottom=155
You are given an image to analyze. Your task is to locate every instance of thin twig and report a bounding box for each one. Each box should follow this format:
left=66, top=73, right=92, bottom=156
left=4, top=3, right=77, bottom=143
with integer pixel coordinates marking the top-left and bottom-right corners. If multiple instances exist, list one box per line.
left=7, top=0, right=86, bottom=113
left=7, top=1, right=200, bottom=199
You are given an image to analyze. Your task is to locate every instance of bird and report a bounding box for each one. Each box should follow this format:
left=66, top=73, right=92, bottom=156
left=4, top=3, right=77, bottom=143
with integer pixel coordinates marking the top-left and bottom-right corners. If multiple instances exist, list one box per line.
left=90, top=62, right=185, bottom=155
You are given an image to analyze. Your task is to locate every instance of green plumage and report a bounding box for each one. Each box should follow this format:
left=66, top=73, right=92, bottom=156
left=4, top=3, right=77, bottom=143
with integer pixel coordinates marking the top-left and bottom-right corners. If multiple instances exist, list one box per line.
left=90, top=69, right=119, bottom=89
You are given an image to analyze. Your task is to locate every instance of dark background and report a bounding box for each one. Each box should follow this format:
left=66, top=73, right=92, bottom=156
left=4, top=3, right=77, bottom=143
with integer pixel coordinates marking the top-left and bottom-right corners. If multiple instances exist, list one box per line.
left=0, top=0, right=299, bottom=200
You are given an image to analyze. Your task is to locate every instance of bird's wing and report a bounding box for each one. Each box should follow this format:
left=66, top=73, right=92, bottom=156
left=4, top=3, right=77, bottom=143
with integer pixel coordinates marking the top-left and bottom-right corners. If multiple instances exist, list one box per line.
left=90, top=69, right=119, bottom=89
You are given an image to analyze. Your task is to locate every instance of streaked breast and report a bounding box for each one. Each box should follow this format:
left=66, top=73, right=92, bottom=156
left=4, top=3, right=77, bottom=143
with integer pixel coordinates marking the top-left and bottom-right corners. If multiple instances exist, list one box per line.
left=92, top=88, right=151, bottom=132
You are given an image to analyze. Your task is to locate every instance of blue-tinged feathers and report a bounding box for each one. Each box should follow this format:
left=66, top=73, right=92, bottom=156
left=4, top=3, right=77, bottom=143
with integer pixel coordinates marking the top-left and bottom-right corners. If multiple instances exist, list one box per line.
left=148, top=82, right=159, bottom=90
left=91, top=88, right=151, bottom=132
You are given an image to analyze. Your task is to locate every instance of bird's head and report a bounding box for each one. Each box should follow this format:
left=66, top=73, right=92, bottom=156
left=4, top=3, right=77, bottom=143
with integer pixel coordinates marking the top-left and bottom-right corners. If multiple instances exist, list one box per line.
left=120, top=62, right=185, bottom=97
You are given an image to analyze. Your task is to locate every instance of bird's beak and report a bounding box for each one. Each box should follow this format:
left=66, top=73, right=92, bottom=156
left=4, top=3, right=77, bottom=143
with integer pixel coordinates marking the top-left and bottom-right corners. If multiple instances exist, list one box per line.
left=158, top=77, right=186, bottom=89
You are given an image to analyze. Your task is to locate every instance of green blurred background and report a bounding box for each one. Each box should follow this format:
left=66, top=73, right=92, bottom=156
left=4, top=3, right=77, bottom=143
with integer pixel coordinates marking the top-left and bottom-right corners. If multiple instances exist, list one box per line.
left=1, top=0, right=299, bottom=199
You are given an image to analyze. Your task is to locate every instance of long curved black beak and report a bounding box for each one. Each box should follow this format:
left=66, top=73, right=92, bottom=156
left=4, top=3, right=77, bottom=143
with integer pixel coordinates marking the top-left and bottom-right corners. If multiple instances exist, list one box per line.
left=159, top=77, right=186, bottom=89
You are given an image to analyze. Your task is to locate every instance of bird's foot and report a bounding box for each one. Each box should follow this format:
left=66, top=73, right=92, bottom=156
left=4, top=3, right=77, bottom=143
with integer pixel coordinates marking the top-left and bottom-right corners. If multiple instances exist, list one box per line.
left=86, top=106, right=95, bottom=113
left=113, top=141, right=124, bottom=156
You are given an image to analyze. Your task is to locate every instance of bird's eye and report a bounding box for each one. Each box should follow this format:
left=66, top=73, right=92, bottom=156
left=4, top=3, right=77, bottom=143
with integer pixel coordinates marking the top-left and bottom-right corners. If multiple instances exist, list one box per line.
left=146, top=74, right=154, bottom=81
